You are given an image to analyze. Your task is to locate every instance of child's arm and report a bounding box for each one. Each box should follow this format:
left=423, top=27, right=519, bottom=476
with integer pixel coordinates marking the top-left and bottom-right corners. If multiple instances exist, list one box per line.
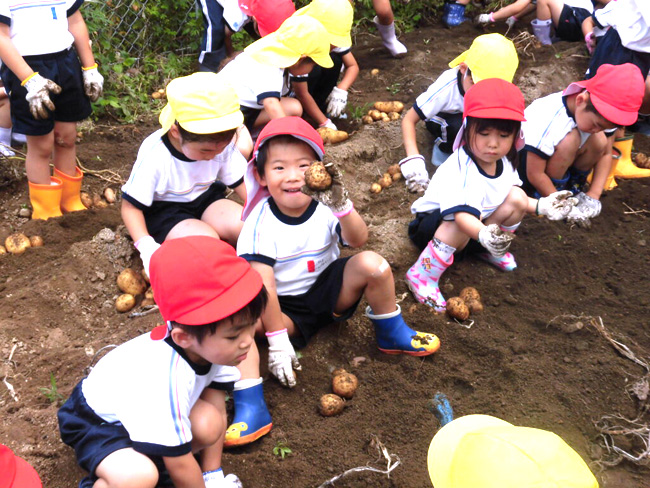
left=0, top=25, right=33, bottom=81
left=401, top=107, right=421, bottom=157
left=325, top=52, right=360, bottom=119
left=337, top=52, right=359, bottom=92
left=163, top=452, right=205, bottom=488
left=235, top=125, right=253, bottom=160
left=262, top=97, right=286, bottom=120
left=492, top=0, right=533, bottom=21
left=581, top=16, right=596, bottom=53
left=121, top=199, right=160, bottom=276
left=68, top=11, right=103, bottom=102
left=292, top=81, right=331, bottom=127
left=232, top=181, right=247, bottom=201
left=337, top=210, right=368, bottom=248
left=524, top=152, right=558, bottom=197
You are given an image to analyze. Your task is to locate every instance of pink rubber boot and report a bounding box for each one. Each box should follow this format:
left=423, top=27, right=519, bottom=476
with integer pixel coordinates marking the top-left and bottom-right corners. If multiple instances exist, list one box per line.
left=405, top=241, right=453, bottom=312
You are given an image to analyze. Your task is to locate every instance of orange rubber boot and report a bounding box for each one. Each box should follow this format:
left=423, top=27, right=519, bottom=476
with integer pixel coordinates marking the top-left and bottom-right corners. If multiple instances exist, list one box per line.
left=28, top=177, right=63, bottom=220
left=54, top=167, right=87, bottom=213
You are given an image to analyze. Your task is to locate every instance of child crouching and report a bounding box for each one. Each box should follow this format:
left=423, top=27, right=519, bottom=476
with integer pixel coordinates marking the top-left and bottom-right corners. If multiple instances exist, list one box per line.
left=406, top=79, right=576, bottom=312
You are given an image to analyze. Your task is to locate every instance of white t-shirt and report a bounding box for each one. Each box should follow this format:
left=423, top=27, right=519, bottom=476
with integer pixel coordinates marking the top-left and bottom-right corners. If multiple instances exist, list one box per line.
left=413, top=68, right=464, bottom=122
left=522, top=91, right=591, bottom=160
left=237, top=197, right=343, bottom=296
left=216, top=0, right=249, bottom=32
left=121, top=129, right=246, bottom=208
left=81, top=331, right=240, bottom=456
left=411, top=146, right=522, bottom=220
left=218, top=52, right=286, bottom=109
left=0, top=0, right=81, bottom=56
left=594, top=0, right=650, bottom=52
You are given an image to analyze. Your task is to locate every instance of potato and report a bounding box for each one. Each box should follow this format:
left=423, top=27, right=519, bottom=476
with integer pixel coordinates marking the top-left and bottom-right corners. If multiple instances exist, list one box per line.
left=29, top=235, right=44, bottom=247
left=370, top=68, right=380, bottom=76
left=141, top=297, right=156, bottom=307
left=93, top=194, right=108, bottom=208
left=5, top=233, right=31, bottom=255
left=319, top=394, right=345, bottom=416
left=391, top=172, right=402, bottom=182
left=332, top=372, right=358, bottom=399
left=380, top=113, right=390, bottom=122
left=317, top=127, right=349, bottom=144
left=0, top=245, right=7, bottom=256
left=304, top=161, right=332, bottom=190
left=378, top=174, right=393, bottom=188
left=368, top=109, right=383, bottom=121
left=373, top=101, right=404, bottom=113
left=145, top=287, right=154, bottom=301
left=446, top=297, right=470, bottom=321
left=370, top=183, right=382, bottom=194
left=388, top=111, right=401, bottom=121
left=104, top=188, right=117, bottom=204
left=387, top=164, right=401, bottom=176
left=331, top=368, right=347, bottom=378
left=465, top=298, right=483, bottom=314
left=362, top=115, right=374, bottom=124
left=141, top=268, right=150, bottom=284
left=151, top=91, right=163, bottom=99
left=115, top=293, right=136, bottom=313
left=634, top=152, right=650, bottom=168
left=80, top=192, right=93, bottom=208
left=459, top=287, right=481, bottom=303
left=117, top=268, right=148, bottom=296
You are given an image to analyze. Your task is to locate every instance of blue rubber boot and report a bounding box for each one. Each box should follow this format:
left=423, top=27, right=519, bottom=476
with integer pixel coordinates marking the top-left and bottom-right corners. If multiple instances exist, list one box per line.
left=224, top=378, right=272, bottom=448
left=443, top=2, right=469, bottom=27
left=366, top=305, right=440, bottom=356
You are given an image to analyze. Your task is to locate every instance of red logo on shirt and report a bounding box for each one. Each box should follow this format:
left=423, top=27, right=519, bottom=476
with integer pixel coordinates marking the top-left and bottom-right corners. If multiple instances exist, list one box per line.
left=307, top=260, right=315, bottom=272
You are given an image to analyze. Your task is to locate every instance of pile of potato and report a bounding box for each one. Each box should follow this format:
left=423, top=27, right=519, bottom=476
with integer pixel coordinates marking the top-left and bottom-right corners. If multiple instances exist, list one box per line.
left=80, top=188, right=117, bottom=209
left=362, top=101, right=404, bottom=124
left=319, top=368, right=359, bottom=417
left=445, top=287, right=484, bottom=321
left=317, top=127, right=349, bottom=145
left=370, top=164, right=402, bottom=194
left=151, top=88, right=166, bottom=100
left=634, top=152, right=650, bottom=169
left=1, top=233, right=44, bottom=256
left=115, top=268, right=155, bottom=313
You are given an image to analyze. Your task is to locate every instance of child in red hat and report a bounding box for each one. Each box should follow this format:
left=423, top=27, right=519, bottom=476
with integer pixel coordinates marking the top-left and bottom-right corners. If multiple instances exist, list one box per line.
left=0, top=444, right=42, bottom=488
left=58, top=237, right=267, bottom=488
left=406, top=79, right=577, bottom=312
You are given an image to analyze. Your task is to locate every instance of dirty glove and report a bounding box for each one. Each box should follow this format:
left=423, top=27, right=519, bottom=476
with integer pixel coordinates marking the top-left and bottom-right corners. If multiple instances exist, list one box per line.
left=585, top=31, right=596, bottom=55
left=266, top=328, right=301, bottom=388
left=203, top=469, right=243, bottom=488
left=478, top=223, right=515, bottom=258
left=506, top=15, right=518, bottom=29
left=23, top=73, right=61, bottom=120
left=319, top=118, right=337, bottom=130
left=134, top=235, right=161, bottom=279
left=301, top=161, right=353, bottom=216
left=82, top=64, right=104, bottom=102
left=398, top=155, right=429, bottom=192
left=536, top=190, right=578, bottom=220
left=326, top=87, right=348, bottom=118
left=475, top=13, right=492, bottom=24
left=575, top=192, right=601, bottom=219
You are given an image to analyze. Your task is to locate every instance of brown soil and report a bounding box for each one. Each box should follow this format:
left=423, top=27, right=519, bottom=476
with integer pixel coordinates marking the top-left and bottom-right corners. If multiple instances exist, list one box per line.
left=2, top=21, right=650, bottom=488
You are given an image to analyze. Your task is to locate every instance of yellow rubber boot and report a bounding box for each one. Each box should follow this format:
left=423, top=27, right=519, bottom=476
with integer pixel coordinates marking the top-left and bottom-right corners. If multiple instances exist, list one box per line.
left=28, top=177, right=63, bottom=220
left=602, top=146, right=619, bottom=191
left=54, top=167, right=87, bottom=213
left=613, top=136, right=650, bottom=179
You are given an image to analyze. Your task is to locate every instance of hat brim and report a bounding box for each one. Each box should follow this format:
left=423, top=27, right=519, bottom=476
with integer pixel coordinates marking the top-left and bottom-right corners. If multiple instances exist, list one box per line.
left=590, top=91, right=638, bottom=126
left=179, top=110, right=244, bottom=134
left=292, top=4, right=352, bottom=48
left=448, top=50, right=467, bottom=70
left=246, top=35, right=334, bottom=69
left=13, top=455, right=42, bottom=488
left=453, top=116, right=526, bottom=152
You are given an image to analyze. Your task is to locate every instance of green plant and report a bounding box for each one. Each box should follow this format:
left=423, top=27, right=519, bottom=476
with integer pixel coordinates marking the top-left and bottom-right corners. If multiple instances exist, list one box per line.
left=272, top=441, right=293, bottom=459
left=40, top=373, right=65, bottom=406
left=348, top=102, right=373, bottom=120
left=386, top=83, right=402, bottom=95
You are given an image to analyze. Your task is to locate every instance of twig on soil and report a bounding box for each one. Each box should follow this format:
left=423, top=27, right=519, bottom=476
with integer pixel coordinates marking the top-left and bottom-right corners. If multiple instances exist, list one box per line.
left=2, top=377, right=18, bottom=402
left=84, top=344, right=118, bottom=375
left=316, top=435, right=400, bottom=487
left=622, top=202, right=650, bottom=215
left=588, top=316, right=649, bottom=372
left=510, top=31, right=539, bottom=61
left=595, top=414, right=650, bottom=466
left=76, top=158, right=124, bottom=185
left=128, top=304, right=160, bottom=318
left=453, top=318, right=474, bottom=329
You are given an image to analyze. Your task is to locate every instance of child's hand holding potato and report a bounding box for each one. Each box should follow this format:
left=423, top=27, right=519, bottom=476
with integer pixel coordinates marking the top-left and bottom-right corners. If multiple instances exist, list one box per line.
left=301, top=159, right=353, bottom=217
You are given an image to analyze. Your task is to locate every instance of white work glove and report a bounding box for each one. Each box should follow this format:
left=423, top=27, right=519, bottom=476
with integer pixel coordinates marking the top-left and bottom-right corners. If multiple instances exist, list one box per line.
left=506, top=15, right=518, bottom=29
left=326, top=87, right=348, bottom=118
left=134, top=236, right=161, bottom=279
left=399, top=155, right=429, bottom=192
left=475, top=13, right=491, bottom=24
left=536, top=190, right=578, bottom=221
left=478, top=223, right=515, bottom=258
left=23, top=73, right=62, bottom=120
left=585, top=31, right=596, bottom=55
left=203, top=469, right=243, bottom=488
left=575, top=192, right=602, bottom=219
left=266, top=328, right=301, bottom=388
left=82, top=64, right=104, bottom=102
left=319, top=118, right=337, bottom=130
left=301, top=161, right=353, bottom=217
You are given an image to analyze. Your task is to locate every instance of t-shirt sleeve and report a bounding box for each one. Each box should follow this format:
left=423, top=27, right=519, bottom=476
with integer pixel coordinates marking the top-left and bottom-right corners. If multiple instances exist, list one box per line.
left=67, top=0, right=83, bottom=16
left=216, top=143, right=247, bottom=187
left=414, top=70, right=459, bottom=121
left=237, top=202, right=278, bottom=266
left=121, top=142, right=160, bottom=208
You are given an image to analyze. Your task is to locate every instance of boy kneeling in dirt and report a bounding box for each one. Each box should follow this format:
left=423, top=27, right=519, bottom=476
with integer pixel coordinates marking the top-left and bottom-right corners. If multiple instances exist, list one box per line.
left=121, top=73, right=253, bottom=277
left=58, top=236, right=267, bottom=488
left=519, top=63, right=645, bottom=227
left=237, top=116, right=440, bottom=392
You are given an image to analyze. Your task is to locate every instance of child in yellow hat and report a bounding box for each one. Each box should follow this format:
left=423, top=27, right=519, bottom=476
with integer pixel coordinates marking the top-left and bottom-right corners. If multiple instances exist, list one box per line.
left=398, top=33, right=519, bottom=192
left=217, top=15, right=332, bottom=133
left=120, top=72, right=253, bottom=278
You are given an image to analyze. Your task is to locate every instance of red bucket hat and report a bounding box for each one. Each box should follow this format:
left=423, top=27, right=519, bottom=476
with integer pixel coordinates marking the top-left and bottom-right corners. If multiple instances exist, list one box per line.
left=242, top=116, right=324, bottom=219
left=453, top=78, right=526, bottom=151
left=149, top=236, right=263, bottom=325
left=563, top=63, right=644, bottom=126
left=0, top=445, right=42, bottom=488
left=239, top=0, right=296, bottom=37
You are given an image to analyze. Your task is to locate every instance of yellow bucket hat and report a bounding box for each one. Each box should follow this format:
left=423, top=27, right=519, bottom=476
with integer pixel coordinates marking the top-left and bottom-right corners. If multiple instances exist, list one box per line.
left=244, top=15, right=333, bottom=69
left=449, top=33, right=519, bottom=83
left=159, top=72, right=243, bottom=134
left=428, top=415, right=599, bottom=488
left=292, top=0, right=353, bottom=48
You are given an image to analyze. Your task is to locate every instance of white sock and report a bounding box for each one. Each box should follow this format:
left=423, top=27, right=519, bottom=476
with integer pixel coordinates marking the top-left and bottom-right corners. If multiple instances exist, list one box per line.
left=500, top=222, right=521, bottom=233
left=432, top=238, right=455, bottom=262
left=233, top=377, right=263, bottom=391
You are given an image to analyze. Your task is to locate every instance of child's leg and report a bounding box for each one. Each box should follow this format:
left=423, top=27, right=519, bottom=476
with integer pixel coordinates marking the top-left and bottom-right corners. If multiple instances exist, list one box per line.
left=0, top=89, right=14, bottom=157
left=574, top=131, right=609, bottom=199
left=191, top=389, right=226, bottom=469
left=536, top=0, right=564, bottom=24
left=200, top=199, right=245, bottom=247
left=372, top=0, right=407, bottom=57
left=26, top=132, right=65, bottom=220
left=51, top=121, right=87, bottom=213
left=253, top=98, right=303, bottom=129
left=93, top=448, right=158, bottom=488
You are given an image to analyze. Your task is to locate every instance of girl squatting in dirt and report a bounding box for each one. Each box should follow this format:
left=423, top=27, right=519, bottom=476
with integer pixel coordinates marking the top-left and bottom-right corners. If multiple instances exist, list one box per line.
left=405, top=78, right=578, bottom=312
left=0, top=0, right=103, bottom=220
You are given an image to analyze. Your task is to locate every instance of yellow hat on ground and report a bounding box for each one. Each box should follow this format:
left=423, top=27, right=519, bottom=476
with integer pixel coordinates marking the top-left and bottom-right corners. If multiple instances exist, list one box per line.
left=292, top=0, right=353, bottom=48
left=428, top=414, right=599, bottom=488
left=159, top=72, right=243, bottom=134
left=448, top=33, right=519, bottom=83
left=244, top=15, right=333, bottom=69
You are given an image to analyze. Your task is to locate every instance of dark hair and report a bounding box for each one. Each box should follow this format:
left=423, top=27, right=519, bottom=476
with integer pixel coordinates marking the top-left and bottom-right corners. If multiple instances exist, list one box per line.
left=175, top=121, right=237, bottom=145
left=462, top=116, right=521, bottom=169
left=171, top=286, right=268, bottom=344
left=255, top=134, right=318, bottom=176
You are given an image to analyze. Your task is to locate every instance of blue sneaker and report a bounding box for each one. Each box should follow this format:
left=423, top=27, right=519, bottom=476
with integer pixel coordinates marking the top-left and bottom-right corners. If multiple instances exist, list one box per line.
left=443, top=3, right=469, bottom=27
left=225, top=379, right=272, bottom=448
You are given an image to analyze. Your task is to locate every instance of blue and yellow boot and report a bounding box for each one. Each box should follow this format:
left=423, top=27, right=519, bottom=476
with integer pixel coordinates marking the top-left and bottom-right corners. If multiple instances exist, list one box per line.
left=443, top=2, right=469, bottom=27
left=366, top=305, right=440, bottom=356
left=224, top=378, right=272, bottom=448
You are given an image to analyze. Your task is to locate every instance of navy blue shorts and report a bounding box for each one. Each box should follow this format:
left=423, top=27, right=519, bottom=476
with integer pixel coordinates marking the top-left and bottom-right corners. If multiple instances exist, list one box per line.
left=408, top=210, right=485, bottom=257
left=0, top=48, right=92, bottom=136
left=586, top=27, right=650, bottom=79
left=279, top=257, right=359, bottom=349
left=128, top=182, right=228, bottom=244
left=555, top=5, right=590, bottom=42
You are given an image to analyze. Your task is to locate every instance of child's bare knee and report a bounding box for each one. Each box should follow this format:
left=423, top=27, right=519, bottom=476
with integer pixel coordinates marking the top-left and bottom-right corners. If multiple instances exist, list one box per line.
left=121, top=466, right=158, bottom=488
left=509, top=186, right=529, bottom=209
left=191, top=403, right=222, bottom=447
left=364, top=252, right=391, bottom=279
left=53, top=130, right=75, bottom=148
